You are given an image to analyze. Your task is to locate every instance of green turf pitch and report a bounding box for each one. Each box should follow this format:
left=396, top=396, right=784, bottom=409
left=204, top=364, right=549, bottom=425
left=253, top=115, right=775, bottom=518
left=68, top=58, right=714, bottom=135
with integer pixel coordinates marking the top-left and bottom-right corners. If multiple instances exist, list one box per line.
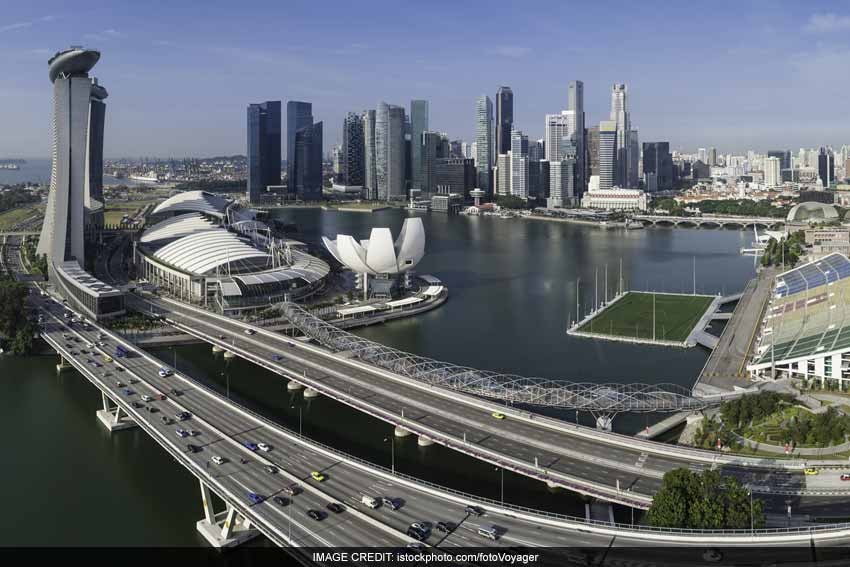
left=577, top=292, right=713, bottom=342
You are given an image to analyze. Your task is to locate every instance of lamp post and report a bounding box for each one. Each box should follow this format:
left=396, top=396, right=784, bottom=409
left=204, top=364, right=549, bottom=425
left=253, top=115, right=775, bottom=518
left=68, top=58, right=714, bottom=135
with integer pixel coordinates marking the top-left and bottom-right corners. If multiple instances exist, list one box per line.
left=384, top=437, right=395, bottom=474
left=495, top=466, right=504, bottom=505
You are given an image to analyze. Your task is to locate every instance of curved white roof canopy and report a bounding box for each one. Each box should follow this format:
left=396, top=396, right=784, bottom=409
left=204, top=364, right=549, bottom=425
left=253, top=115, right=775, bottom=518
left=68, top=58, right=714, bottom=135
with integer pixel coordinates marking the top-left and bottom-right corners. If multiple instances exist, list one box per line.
left=153, top=229, right=268, bottom=275
left=322, top=217, right=425, bottom=276
left=140, top=213, right=216, bottom=244
left=152, top=190, right=231, bottom=219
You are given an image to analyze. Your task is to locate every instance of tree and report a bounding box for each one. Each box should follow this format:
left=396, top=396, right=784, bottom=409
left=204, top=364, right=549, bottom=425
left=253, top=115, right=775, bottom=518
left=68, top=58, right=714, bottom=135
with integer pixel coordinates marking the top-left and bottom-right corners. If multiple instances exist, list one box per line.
left=646, top=468, right=766, bottom=530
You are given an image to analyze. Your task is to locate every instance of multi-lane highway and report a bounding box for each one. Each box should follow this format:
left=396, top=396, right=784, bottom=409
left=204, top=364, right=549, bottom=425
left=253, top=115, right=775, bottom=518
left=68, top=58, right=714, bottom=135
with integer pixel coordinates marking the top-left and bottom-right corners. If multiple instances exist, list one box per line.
left=130, top=294, right=841, bottom=510
left=34, top=292, right=850, bottom=551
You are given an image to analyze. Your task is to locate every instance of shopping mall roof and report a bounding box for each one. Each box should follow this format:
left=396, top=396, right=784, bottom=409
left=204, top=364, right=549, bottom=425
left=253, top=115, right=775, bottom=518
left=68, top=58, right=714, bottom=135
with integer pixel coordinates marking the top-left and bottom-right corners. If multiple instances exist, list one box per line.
left=751, top=254, right=850, bottom=368
left=153, top=229, right=269, bottom=275
left=140, top=213, right=216, bottom=245
left=151, top=190, right=231, bottom=218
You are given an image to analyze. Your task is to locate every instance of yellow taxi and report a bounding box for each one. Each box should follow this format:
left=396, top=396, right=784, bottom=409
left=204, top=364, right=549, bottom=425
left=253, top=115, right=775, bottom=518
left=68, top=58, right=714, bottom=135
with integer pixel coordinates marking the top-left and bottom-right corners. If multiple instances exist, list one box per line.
left=491, top=412, right=505, bottom=420
left=104, top=355, right=113, bottom=363
left=310, top=471, right=326, bottom=482
left=804, top=468, right=819, bottom=476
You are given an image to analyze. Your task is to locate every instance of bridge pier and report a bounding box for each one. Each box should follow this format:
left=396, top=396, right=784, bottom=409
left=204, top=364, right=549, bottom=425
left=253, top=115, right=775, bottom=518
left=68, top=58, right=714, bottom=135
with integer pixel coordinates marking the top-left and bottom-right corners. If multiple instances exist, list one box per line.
left=595, top=415, right=613, bottom=432
left=417, top=436, right=433, bottom=447
left=96, top=392, right=137, bottom=432
left=394, top=426, right=411, bottom=438
left=56, top=355, right=73, bottom=373
left=286, top=380, right=304, bottom=391
left=196, top=480, right=260, bottom=549
left=212, top=344, right=224, bottom=353
left=303, top=388, right=319, bottom=399
left=223, top=350, right=235, bottom=360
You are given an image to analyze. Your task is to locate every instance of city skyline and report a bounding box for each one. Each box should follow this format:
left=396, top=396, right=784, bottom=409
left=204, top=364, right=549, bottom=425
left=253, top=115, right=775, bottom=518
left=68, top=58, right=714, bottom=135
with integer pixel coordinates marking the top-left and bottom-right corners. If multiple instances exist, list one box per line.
left=3, top=1, right=850, bottom=158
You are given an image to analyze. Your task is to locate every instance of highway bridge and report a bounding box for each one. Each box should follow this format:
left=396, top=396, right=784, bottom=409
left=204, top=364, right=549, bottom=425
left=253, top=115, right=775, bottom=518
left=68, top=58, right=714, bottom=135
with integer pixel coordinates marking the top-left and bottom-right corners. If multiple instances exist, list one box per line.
left=632, top=215, right=785, bottom=229
left=127, top=293, right=839, bottom=511
left=32, top=290, right=850, bottom=551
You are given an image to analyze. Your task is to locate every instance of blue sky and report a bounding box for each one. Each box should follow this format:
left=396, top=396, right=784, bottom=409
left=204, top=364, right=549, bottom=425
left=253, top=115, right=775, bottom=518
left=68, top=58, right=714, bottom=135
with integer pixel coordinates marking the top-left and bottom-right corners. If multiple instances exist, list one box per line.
left=2, top=0, right=850, bottom=158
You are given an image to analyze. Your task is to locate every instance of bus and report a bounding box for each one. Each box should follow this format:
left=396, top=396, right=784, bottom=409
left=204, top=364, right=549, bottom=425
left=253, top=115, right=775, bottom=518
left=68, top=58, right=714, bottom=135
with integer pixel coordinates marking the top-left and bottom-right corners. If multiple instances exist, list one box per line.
left=115, top=344, right=129, bottom=358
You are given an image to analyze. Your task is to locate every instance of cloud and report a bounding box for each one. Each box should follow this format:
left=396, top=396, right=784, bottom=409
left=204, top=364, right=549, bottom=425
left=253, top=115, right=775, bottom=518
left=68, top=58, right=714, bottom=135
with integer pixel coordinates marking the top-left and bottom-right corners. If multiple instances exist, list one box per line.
left=0, top=22, right=32, bottom=32
left=804, top=13, right=850, bottom=33
left=488, top=46, right=531, bottom=58
left=0, top=15, right=56, bottom=33
left=84, top=29, right=124, bottom=42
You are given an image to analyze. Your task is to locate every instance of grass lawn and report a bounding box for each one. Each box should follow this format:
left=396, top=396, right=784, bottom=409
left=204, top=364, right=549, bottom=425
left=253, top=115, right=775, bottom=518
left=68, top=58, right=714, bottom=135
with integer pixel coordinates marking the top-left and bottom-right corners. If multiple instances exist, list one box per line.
left=104, top=199, right=160, bottom=226
left=0, top=204, right=44, bottom=230
left=577, top=291, right=713, bottom=342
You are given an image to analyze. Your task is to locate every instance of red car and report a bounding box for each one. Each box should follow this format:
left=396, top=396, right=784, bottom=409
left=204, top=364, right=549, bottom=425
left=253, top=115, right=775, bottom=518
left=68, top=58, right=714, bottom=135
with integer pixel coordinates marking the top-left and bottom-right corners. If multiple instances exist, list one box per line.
left=158, top=394, right=167, bottom=400
left=841, top=474, right=850, bottom=481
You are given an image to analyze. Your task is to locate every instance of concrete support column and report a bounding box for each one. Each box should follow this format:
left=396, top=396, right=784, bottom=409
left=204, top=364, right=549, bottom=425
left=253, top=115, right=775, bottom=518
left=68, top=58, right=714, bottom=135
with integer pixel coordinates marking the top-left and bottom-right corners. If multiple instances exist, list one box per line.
left=200, top=480, right=215, bottom=525
left=220, top=505, right=238, bottom=540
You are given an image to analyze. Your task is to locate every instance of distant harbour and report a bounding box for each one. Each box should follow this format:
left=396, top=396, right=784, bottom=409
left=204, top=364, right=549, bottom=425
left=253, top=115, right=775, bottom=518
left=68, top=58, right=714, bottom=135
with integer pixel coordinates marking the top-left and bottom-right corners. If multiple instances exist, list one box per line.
left=0, top=158, right=159, bottom=187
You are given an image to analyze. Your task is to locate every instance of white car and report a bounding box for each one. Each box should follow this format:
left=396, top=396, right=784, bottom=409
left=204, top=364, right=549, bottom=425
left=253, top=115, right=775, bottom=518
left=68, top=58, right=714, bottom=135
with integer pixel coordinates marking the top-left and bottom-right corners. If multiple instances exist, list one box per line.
left=175, top=429, right=189, bottom=438
left=141, top=394, right=153, bottom=402
left=211, top=455, right=225, bottom=465
left=257, top=443, right=271, bottom=452
left=158, top=368, right=173, bottom=377
left=244, top=329, right=255, bottom=335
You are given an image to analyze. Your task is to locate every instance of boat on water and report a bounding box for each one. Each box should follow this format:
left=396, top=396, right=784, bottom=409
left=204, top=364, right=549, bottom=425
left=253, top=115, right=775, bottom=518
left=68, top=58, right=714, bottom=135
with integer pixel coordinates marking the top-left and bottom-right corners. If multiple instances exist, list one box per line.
left=0, top=164, right=20, bottom=170
left=129, top=171, right=162, bottom=183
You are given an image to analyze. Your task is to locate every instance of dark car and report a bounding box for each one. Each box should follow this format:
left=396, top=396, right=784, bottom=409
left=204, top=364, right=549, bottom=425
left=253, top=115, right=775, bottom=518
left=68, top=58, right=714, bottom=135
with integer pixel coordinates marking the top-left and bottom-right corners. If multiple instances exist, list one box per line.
left=247, top=492, right=264, bottom=505
left=264, top=465, right=277, bottom=474
left=131, top=401, right=143, bottom=409
left=464, top=504, right=485, bottom=517
left=326, top=502, right=344, bottom=514
left=161, top=416, right=173, bottom=425
left=123, top=388, right=134, bottom=396
left=435, top=521, right=454, bottom=533
left=176, top=411, right=191, bottom=421
left=169, top=388, right=182, bottom=396
left=407, top=527, right=427, bottom=541
left=273, top=496, right=290, bottom=506
left=382, top=497, right=400, bottom=510
left=307, top=509, right=324, bottom=521
left=145, top=406, right=158, bottom=413
left=272, top=354, right=283, bottom=361
left=283, top=484, right=301, bottom=496
left=186, top=444, right=200, bottom=453
left=244, top=442, right=259, bottom=451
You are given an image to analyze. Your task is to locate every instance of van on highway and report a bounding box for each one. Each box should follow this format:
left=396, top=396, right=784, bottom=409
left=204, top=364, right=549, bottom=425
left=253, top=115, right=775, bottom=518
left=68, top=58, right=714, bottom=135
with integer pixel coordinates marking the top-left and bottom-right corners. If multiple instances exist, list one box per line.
left=361, top=495, right=379, bottom=509
left=477, top=524, right=499, bottom=540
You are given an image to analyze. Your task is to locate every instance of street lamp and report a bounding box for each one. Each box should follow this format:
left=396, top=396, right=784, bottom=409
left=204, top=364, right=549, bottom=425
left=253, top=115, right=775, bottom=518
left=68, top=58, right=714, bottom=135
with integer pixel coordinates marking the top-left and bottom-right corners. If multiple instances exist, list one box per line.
left=495, top=466, right=504, bottom=505
left=384, top=437, right=395, bottom=474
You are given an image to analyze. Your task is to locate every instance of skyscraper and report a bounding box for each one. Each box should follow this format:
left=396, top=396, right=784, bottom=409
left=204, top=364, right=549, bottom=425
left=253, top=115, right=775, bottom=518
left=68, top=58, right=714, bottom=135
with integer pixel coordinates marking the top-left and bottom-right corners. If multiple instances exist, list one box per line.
left=293, top=121, right=323, bottom=201
left=567, top=80, right=586, bottom=195
left=475, top=96, right=493, bottom=196
left=341, top=112, right=364, bottom=187
left=38, top=47, right=105, bottom=269
left=764, top=156, right=781, bottom=188
left=609, top=84, right=631, bottom=187
left=586, top=126, right=600, bottom=180
left=375, top=102, right=406, bottom=200
left=510, top=128, right=529, bottom=199
left=708, top=147, right=717, bottom=167
left=818, top=147, right=835, bottom=188
left=422, top=131, right=447, bottom=196
left=410, top=100, right=428, bottom=191
left=628, top=129, right=640, bottom=189
left=247, top=100, right=282, bottom=202
left=496, top=86, right=513, bottom=155
left=286, top=101, right=313, bottom=195
left=768, top=150, right=791, bottom=171
left=598, top=120, right=618, bottom=191
left=362, top=109, right=377, bottom=199
left=495, top=152, right=511, bottom=196
left=86, top=79, right=107, bottom=213
left=544, top=112, right=569, bottom=161
left=642, top=142, right=673, bottom=191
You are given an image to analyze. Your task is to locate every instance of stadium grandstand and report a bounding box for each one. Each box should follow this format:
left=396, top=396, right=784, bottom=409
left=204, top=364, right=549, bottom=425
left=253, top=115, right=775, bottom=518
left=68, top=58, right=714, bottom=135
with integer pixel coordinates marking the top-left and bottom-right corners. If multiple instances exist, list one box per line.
left=748, top=253, right=850, bottom=384
left=135, top=190, right=329, bottom=313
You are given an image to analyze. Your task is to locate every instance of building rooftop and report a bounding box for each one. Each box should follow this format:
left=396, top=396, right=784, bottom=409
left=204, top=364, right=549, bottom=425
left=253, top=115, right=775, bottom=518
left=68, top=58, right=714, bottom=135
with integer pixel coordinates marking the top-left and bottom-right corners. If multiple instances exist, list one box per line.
left=56, top=261, right=123, bottom=298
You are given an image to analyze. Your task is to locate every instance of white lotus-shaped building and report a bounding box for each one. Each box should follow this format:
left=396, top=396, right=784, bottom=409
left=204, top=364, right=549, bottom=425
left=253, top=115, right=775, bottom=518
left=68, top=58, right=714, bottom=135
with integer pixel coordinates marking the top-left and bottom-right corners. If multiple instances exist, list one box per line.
left=322, top=218, right=425, bottom=275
